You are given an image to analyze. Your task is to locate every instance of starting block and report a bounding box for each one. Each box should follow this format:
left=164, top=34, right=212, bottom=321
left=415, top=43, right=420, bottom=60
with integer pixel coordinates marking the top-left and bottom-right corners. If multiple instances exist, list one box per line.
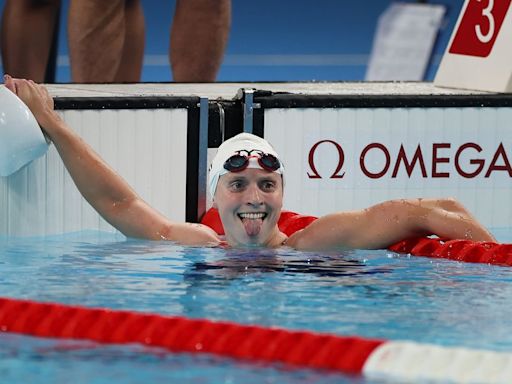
left=435, top=0, right=512, bottom=92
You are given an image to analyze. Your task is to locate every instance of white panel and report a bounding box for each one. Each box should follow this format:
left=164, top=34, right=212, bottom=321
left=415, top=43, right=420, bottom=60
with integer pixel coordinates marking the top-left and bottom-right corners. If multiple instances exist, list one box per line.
left=434, top=0, right=512, bottom=92
left=7, top=168, right=28, bottom=235
left=364, top=340, right=512, bottom=383
left=265, top=107, right=512, bottom=228
left=63, top=111, right=86, bottom=233
left=45, top=144, right=65, bottom=235
left=0, top=176, right=8, bottom=234
left=0, top=108, right=188, bottom=236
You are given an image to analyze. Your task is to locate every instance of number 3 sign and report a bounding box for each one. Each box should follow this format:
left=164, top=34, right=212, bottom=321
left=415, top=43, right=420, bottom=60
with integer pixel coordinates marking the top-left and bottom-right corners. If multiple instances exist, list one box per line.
left=435, top=0, right=512, bottom=92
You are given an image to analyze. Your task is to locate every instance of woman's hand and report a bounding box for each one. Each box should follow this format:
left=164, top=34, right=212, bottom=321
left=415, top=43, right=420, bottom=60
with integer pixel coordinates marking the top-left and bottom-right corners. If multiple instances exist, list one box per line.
left=423, top=198, right=496, bottom=242
left=3, top=74, right=61, bottom=138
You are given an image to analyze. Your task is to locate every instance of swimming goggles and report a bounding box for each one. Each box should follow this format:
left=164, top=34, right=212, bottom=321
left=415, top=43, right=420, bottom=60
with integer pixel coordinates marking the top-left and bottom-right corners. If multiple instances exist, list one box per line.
left=223, top=150, right=281, bottom=173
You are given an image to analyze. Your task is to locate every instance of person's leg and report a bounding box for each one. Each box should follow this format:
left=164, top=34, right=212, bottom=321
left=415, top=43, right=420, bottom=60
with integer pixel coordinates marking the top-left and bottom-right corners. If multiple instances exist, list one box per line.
left=1, top=0, right=61, bottom=82
left=114, top=0, right=144, bottom=82
left=68, top=0, right=144, bottom=83
left=170, top=0, right=231, bottom=82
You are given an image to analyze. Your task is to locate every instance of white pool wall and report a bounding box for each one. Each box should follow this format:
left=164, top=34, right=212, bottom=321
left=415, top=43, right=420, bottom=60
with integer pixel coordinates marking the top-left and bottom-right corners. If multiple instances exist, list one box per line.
left=0, top=109, right=188, bottom=236
left=1, top=82, right=509, bottom=235
left=266, top=107, right=512, bottom=228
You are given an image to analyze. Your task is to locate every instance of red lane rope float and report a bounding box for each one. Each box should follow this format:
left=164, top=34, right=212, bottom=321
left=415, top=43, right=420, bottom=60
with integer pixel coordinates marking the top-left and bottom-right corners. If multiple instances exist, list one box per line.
left=0, top=297, right=383, bottom=374
left=201, top=208, right=512, bottom=267
left=3, top=297, right=512, bottom=382
left=388, top=238, right=512, bottom=266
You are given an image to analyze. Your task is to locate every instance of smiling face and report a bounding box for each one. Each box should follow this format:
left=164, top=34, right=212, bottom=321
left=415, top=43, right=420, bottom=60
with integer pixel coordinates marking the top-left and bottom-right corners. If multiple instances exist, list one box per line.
left=213, top=168, right=285, bottom=247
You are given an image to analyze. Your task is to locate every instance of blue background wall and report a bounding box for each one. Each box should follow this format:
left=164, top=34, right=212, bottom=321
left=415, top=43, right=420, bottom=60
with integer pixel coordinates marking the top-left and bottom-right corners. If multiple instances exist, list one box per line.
left=0, top=0, right=464, bottom=82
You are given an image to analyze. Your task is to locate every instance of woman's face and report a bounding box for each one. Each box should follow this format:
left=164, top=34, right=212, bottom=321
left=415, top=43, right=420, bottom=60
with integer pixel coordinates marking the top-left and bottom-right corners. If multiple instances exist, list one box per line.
left=214, top=168, right=284, bottom=247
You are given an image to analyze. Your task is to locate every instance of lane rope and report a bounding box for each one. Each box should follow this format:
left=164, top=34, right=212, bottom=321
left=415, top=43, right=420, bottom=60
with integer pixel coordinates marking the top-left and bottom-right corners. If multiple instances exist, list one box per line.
left=388, top=237, right=512, bottom=266
left=1, top=297, right=512, bottom=383
left=0, top=297, right=381, bottom=373
left=201, top=208, right=512, bottom=267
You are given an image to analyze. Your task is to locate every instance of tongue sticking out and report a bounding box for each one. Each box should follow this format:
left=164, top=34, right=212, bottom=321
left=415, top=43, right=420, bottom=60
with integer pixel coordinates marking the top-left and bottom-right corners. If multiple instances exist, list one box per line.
left=242, top=218, right=263, bottom=236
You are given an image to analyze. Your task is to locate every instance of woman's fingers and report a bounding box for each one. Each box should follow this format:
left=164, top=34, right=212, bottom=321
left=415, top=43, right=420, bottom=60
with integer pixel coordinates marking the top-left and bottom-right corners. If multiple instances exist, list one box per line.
left=2, top=76, right=59, bottom=135
left=4, top=76, right=52, bottom=108
left=4, top=75, right=36, bottom=97
left=12, top=78, right=33, bottom=101
left=3, top=74, right=17, bottom=94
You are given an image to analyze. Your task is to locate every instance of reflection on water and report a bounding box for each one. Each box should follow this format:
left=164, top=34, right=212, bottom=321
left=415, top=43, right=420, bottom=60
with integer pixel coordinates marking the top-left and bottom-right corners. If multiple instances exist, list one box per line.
left=187, top=248, right=390, bottom=280
left=1, top=230, right=512, bottom=383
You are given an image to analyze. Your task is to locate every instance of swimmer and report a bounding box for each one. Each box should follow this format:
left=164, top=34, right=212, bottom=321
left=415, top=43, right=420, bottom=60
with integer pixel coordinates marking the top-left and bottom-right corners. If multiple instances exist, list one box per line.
left=3, top=75, right=496, bottom=250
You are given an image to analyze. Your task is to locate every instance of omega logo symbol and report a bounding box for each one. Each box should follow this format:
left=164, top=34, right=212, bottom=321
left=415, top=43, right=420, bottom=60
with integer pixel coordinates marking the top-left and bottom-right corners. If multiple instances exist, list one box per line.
left=307, top=140, right=345, bottom=179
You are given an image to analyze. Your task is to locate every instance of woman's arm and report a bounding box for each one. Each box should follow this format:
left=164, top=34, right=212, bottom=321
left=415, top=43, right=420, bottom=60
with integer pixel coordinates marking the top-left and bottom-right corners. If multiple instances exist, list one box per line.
left=4, top=75, right=219, bottom=245
left=287, top=198, right=496, bottom=251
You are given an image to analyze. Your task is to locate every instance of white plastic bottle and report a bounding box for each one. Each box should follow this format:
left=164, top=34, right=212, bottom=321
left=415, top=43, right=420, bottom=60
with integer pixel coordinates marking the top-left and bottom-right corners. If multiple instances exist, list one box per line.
left=0, top=86, right=49, bottom=176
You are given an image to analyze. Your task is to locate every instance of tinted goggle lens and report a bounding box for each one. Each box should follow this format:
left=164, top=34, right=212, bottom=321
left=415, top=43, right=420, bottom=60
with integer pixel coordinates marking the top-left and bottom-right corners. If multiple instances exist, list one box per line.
left=259, top=153, right=280, bottom=171
left=224, top=154, right=248, bottom=172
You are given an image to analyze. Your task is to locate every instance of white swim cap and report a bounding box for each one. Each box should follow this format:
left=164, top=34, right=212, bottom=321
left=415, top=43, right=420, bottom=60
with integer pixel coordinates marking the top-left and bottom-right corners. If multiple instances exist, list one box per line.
left=0, top=86, right=49, bottom=176
left=209, top=133, right=284, bottom=196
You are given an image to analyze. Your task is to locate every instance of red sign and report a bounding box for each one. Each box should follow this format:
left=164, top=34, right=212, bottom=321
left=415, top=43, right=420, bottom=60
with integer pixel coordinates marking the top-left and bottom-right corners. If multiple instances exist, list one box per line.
left=449, top=0, right=511, bottom=57
left=307, top=140, right=512, bottom=180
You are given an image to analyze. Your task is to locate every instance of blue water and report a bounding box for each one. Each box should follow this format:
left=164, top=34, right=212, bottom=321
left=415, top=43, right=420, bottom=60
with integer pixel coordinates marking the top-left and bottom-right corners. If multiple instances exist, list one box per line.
left=1, top=229, right=512, bottom=383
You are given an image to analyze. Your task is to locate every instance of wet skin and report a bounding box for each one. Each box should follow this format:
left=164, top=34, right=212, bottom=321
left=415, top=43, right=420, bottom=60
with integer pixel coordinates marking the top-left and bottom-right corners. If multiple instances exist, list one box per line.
left=213, top=168, right=287, bottom=248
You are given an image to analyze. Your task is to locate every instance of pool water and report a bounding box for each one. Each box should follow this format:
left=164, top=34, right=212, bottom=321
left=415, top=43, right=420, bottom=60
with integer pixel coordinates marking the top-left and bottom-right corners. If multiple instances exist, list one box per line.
left=1, top=229, right=512, bottom=383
